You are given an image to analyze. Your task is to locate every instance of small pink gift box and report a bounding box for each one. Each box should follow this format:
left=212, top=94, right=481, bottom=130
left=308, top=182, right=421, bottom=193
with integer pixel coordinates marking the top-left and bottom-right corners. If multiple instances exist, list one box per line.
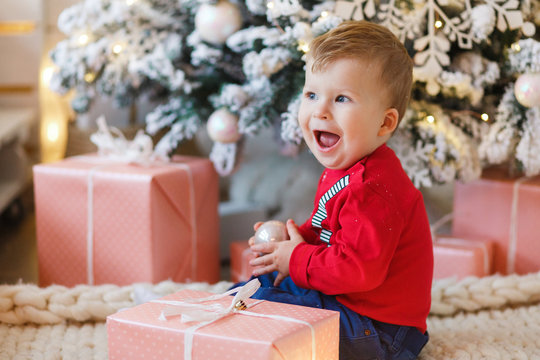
left=453, top=167, right=540, bottom=275
left=433, top=236, right=494, bottom=280
left=107, top=288, right=340, bottom=360
left=33, top=155, right=220, bottom=287
left=230, top=241, right=255, bottom=283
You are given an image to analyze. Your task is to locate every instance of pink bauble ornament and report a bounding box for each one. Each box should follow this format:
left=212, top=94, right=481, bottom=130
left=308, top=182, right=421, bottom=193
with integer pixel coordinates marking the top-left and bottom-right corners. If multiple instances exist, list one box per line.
left=254, top=220, right=287, bottom=245
left=514, top=73, right=540, bottom=108
left=195, top=0, right=243, bottom=45
left=207, top=108, right=241, bottom=143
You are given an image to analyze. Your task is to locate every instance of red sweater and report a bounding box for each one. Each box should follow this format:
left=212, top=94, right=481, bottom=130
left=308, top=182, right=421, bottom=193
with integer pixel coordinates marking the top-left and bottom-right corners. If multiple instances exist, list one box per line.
left=290, top=144, right=433, bottom=332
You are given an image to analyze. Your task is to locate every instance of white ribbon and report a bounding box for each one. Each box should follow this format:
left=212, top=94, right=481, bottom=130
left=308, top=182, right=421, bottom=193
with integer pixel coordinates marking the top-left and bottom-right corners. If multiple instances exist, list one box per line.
left=153, top=279, right=316, bottom=360
left=86, top=164, right=112, bottom=285
left=508, top=177, right=530, bottom=274
left=90, top=116, right=166, bottom=164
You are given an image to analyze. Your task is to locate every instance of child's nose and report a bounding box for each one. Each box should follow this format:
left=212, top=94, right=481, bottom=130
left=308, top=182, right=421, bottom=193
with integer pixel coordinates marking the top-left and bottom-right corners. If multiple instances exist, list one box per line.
left=313, top=103, right=330, bottom=120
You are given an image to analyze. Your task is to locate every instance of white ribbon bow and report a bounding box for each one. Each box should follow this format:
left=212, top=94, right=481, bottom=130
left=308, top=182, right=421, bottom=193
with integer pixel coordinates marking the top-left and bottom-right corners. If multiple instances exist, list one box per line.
left=152, top=278, right=317, bottom=360
left=90, top=116, right=165, bottom=164
left=154, top=278, right=261, bottom=323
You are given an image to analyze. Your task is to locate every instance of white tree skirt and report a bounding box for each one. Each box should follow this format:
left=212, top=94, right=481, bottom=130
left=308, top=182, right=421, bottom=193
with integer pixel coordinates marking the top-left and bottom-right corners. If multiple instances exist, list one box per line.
left=2, top=273, right=540, bottom=359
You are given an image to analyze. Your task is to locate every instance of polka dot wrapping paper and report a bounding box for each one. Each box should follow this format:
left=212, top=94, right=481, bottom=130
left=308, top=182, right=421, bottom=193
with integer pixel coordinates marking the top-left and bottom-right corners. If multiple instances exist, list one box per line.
left=452, top=167, right=540, bottom=275
left=433, top=236, right=494, bottom=280
left=107, top=289, right=340, bottom=360
left=33, top=154, right=220, bottom=287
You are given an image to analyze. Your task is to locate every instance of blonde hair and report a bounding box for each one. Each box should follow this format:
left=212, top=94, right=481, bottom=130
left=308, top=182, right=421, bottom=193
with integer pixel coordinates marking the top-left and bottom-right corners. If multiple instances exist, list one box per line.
left=307, top=20, right=413, bottom=122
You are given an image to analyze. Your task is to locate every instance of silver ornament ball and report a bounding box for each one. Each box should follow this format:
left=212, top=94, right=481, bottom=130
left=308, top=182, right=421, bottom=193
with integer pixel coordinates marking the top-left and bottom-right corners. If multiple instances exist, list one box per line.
left=206, top=108, right=241, bottom=143
left=254, top=220, right=287, bottom=244
left=514, top=73, right=540, bottom=108
left=195, top=0, right=243, bottom=45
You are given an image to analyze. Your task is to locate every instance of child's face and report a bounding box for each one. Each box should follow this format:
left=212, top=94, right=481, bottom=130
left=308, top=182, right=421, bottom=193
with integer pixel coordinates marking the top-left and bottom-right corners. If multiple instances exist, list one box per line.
left=299, top=57, right=394, bottom=170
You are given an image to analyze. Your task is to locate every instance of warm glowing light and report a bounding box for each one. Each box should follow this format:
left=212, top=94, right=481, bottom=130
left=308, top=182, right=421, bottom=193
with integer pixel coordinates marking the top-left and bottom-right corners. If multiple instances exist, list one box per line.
left=41, top=66, right=55, bottom=86
left=78, top=33, right=89, bottom=46
left=267, top=1, right=274, bottom=9
left=320, top=11, right=329, bottom=18
left=84, top=72, right=96, bottom=83
left=298, top=40, right=310, bottom=53
left=481, top=113, right=489, bottom=121
left=125, top=0, right=135, bottom=5
left=47, top=123, right=59, bottom=142
left=511, top=42, right=521, bottom=52
left=426, top=115, right=435, bottom=123
left=434, top=20, right=443, bottom=29
left=112, top=43, right=123, bottom=54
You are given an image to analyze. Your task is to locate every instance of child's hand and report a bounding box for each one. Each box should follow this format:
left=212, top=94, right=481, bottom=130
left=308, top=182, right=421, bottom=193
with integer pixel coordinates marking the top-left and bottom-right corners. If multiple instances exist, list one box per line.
left=249, top=219, right=305, bottom=286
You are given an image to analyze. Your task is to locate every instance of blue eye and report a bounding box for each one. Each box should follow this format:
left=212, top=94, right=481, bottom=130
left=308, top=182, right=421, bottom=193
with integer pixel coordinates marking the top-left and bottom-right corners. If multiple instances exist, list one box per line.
left=306, top=92, right=317, bottom=100
left=336, top=95, right=349, bottom=103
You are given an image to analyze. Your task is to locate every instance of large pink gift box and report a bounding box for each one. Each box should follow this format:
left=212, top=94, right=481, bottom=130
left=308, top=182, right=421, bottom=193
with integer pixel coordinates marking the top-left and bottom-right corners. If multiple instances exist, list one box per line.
left=453, top=167, right=540, bottom=275
left=107, top=288, right=339, bottom=360
left=33, top=155, right=220, bottom=287
left=433, top=236, right=493, bottom=280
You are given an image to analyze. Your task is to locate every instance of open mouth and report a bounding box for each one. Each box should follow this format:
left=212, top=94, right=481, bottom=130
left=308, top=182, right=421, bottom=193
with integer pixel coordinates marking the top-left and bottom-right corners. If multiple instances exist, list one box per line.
left=315, top=130, right=340, bottom=149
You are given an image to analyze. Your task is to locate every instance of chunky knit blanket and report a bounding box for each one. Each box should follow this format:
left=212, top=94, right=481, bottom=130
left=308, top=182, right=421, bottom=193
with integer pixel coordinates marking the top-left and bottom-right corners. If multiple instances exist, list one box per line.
left=2, top=272, right=540, bottom=359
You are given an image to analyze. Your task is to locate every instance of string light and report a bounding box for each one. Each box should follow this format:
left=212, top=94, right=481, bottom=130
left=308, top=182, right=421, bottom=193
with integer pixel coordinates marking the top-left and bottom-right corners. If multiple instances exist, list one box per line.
left=320, top=11, right=328, bottom=18
left=434, top=20, right=443, bottom=29
left=426, top=115, right=435, bottom=124
left=112, top=43, right=124, bottom=54
left=298, top=40, right=310, bottom=53
left=481, top=113, right=489, bottom=122
left=84, top=72, right=96, bottom=83
left=267, top=1, right=274, bottom=9
left=125, top=0, right=135, bottom=5
left=77, top=33, right=89, bottom=46
left=511, top=42, right=521, bottom=52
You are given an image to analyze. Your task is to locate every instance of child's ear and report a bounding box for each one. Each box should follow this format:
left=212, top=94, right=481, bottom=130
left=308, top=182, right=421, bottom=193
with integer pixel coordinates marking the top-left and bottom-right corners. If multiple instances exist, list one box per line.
left=378, top=108, right=399, bottom=137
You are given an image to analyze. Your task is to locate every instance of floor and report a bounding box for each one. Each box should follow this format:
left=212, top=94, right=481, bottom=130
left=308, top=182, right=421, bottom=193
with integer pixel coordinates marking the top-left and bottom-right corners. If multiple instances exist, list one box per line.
left=0, top=184, right=38, bottom=284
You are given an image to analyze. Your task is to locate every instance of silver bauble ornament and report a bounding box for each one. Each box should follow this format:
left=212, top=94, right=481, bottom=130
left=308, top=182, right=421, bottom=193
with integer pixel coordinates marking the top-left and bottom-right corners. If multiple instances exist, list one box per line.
left=207, top=108, right=241, bottom=143
left=514, top=73, right=540, bottom=108
left=254, top=221, right=287, bottom=245
left=195, top=0, right=243, bottom=45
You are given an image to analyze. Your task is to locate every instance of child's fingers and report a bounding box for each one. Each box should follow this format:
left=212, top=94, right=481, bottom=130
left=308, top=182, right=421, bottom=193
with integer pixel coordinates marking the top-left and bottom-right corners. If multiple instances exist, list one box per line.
left=249, top=253, right=272, bottom=267
left=286, top=219, right=301, bottom=237
left=253, top=222, right=264, bottom=231
left=273, top=273, right=286, bottom=287
left=250, top=241, right=275, bottom=254
left=248, top=236, right=255, bottom=247
left=251, top=261, right=277, bottom=277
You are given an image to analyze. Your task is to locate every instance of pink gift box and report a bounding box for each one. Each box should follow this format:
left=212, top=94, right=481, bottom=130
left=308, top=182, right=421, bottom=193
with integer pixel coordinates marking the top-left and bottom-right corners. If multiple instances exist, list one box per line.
left=230, top=241, right=255, bottom=283
left=107, top=289, right=339, bottom=360
left=453, top=167, right=540, bottom=275
left=433, top=236, right=494, bottom=280
left=33, top=155, right=220, bottom=287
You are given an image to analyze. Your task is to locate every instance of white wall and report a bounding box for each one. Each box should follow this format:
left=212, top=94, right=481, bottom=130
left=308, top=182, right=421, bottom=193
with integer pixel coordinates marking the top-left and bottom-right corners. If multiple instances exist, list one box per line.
left=0, top=0, right=43, bottom=112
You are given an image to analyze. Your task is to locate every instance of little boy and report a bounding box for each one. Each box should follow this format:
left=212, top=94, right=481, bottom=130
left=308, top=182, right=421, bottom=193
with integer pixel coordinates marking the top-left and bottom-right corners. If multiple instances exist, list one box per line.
left=245, top=20, right=433, bottom=359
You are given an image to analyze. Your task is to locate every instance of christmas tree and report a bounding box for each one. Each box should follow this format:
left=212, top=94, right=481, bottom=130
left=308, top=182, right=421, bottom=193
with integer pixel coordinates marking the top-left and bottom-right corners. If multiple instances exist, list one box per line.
left=49, top=0, right=540, bottom=186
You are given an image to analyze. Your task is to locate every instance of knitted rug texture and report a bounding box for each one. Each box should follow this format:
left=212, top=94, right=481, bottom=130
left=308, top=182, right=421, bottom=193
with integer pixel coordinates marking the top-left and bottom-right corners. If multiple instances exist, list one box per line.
left=2, top=273, right=540, bottom=359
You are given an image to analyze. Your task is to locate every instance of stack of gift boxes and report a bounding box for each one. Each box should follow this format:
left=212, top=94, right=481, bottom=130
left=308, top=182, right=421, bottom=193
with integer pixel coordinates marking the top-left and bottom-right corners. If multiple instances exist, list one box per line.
left=435, top=166, right=540, bottom=280
left=33, top=137, right=540, bottom=358
left=33, top=147, right=340, bottom=358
